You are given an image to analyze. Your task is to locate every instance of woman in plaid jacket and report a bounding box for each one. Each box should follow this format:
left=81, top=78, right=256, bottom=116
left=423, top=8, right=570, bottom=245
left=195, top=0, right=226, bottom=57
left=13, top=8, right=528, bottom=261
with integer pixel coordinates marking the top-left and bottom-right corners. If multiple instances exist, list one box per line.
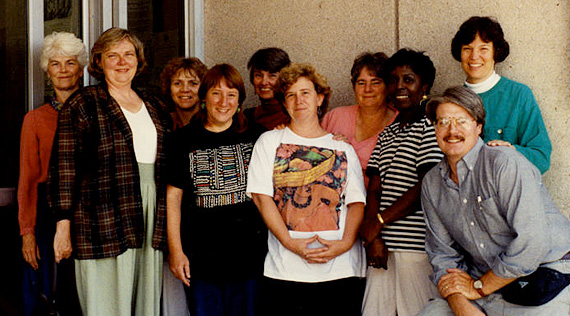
left=48, top=27, right=170, bottom=316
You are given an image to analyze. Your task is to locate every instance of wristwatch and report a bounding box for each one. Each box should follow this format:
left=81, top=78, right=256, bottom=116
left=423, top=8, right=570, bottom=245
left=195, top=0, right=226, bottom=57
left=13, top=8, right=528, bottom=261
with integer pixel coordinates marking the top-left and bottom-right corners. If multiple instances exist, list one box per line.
left=473, top=279, right=485, bottom=297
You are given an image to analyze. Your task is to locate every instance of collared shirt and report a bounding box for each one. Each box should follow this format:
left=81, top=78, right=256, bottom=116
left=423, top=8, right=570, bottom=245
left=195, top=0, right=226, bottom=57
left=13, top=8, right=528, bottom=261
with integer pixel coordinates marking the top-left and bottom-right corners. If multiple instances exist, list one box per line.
left=422, top=138, right=570, bottom=284
left=49, top=95, right=64, bottom=112
left=48, top=85, right=170, bottom=260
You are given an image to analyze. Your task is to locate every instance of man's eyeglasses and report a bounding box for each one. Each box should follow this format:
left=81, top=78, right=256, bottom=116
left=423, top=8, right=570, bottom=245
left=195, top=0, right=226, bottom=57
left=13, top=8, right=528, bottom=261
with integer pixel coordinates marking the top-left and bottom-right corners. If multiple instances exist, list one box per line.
left=434, top=117, right=476, bottom=129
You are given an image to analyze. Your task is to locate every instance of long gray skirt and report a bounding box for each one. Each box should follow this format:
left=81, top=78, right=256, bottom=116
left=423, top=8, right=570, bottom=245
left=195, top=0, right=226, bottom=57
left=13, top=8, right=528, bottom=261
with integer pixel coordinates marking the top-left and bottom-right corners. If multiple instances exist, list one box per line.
left=75, top=163, right=163, bottom=316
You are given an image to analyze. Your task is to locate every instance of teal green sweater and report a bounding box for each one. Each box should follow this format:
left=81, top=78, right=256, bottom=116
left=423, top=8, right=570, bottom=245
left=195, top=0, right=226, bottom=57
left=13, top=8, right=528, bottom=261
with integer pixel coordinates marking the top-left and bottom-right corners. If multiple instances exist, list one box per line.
left=479, top=77, right=551, bottom=173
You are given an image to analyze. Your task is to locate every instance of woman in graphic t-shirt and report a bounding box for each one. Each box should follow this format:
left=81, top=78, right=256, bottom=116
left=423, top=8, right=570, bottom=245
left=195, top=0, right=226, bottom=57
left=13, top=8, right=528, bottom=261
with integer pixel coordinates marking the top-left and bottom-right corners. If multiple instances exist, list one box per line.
left=247, top=63, right=366, bottom=316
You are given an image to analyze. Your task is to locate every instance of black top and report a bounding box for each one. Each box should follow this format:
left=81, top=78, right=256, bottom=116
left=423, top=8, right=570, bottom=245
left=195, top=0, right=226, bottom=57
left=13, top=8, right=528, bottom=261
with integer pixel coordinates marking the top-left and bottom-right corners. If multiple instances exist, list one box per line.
left=167, top=122, right=267, bottom=281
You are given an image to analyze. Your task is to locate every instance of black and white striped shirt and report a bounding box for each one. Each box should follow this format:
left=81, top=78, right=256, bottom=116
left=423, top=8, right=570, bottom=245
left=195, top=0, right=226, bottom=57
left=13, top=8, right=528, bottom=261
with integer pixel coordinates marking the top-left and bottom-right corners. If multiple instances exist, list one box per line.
left=367, top=116, right=443, bottom=253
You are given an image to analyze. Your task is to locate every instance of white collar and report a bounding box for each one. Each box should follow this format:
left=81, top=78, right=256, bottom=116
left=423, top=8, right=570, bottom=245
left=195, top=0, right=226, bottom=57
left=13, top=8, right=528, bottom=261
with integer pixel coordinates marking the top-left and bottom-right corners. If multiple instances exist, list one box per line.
left=464, top=71, right=501, bottom=94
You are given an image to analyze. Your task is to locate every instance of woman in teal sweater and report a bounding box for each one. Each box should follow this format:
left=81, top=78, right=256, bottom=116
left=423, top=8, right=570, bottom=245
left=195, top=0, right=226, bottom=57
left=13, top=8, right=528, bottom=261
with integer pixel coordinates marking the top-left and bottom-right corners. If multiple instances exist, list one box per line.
left=451, top=16, right=551, bottom=173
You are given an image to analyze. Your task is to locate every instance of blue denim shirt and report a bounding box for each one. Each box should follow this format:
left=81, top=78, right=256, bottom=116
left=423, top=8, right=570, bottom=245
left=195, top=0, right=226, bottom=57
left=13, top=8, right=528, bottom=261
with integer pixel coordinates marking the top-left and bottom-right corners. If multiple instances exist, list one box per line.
left=421, top=138, right=570, bottom=284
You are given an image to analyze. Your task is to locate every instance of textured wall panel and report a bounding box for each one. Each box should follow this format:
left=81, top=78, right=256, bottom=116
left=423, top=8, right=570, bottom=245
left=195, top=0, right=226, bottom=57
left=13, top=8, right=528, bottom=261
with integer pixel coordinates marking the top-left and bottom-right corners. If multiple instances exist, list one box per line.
left=204, top=0, right=396, bottom=109
left=399, top=0, right=570, bottom=215
left=204, top=0, right=570, bottom=216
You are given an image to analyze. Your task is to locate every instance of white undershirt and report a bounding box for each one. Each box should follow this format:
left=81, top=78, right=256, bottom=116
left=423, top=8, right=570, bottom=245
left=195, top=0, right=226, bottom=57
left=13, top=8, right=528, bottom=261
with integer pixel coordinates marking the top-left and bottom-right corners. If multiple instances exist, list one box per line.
left=464, top=71, right=501, bottom=94
left=120, top=102, right=157, bottom=163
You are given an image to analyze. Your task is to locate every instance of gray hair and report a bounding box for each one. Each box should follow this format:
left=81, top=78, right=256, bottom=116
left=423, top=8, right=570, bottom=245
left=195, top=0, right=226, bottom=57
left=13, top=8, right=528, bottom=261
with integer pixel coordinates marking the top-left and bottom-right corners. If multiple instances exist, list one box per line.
left=40, top=32, right=88, bottom=72
left=426, top=86, right=486, bottom=128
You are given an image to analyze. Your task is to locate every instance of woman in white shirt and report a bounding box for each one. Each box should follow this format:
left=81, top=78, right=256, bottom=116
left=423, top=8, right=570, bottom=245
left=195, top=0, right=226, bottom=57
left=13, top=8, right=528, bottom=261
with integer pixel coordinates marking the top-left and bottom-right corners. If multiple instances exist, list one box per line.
left=247, top=63, right=366, bottom=316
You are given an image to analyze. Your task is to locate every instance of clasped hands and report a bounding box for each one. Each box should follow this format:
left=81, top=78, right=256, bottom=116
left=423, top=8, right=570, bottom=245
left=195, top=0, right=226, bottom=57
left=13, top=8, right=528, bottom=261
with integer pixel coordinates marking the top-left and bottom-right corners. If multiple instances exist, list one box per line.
left=360, top=218, right=388, bottom=269
left=438, top=268, right=482, bottom=300
left=286, top=235, right=350, bottom=264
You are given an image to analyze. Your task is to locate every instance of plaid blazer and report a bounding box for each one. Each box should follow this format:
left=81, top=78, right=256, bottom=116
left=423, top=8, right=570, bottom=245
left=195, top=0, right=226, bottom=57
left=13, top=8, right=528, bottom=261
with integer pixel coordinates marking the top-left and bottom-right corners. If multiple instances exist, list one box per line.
left=48, top=85, right=170, bottom=260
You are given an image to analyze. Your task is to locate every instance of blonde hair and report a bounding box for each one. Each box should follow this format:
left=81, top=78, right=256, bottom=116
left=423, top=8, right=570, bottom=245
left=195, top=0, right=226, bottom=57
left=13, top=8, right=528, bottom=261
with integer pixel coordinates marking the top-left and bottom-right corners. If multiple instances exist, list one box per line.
left=277, top=63, right=332, bottom=119
left=88, top=27, right=146, bottom=81
left=40, top=32, right=88, bottom=72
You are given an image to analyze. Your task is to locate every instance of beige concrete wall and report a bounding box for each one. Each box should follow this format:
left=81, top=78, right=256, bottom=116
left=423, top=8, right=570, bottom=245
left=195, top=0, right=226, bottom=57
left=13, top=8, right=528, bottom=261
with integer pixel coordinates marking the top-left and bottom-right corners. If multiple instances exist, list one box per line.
left=203, top=0, right=570, bottom=216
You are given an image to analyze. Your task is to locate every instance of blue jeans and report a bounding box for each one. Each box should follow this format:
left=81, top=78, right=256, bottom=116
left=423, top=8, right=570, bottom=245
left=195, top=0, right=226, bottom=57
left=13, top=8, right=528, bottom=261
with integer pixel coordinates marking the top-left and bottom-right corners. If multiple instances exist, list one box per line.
left=186, top=278, right=259, bottom=316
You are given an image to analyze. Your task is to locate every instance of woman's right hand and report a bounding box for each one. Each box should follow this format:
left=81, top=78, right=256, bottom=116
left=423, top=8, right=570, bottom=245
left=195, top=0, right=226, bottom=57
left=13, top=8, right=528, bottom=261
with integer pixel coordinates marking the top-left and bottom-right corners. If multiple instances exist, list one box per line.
left=366, top=237, right=388, bottom=270
left=360, top=217, right=382, bottom=247
left=53, top=220, right=73, bottom=263
left=168, top=251, right=191, bottom=286
left=22, top=234, right=40, bottom=270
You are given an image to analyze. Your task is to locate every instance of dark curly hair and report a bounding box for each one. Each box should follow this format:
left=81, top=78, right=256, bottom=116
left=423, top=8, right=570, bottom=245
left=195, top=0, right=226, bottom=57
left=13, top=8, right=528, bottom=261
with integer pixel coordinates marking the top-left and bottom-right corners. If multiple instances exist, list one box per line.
left=451, top=16, right=510, bottom=63
left=384, top=48, right=436, bottom=94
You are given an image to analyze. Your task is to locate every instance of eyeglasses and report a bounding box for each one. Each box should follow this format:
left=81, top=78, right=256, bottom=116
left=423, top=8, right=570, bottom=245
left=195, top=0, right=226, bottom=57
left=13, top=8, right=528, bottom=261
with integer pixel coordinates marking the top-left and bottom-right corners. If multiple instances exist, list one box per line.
left=434, top=117, right=476, bottom=129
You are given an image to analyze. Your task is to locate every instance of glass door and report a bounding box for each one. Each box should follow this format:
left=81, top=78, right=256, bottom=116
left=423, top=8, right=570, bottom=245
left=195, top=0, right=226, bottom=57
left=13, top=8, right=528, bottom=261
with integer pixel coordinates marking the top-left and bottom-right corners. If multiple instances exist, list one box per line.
left=0, top=1, right=28, bottom=193
left=128, top=0, right=186, bottom=94
left=43, top=0, right=83, bottom=100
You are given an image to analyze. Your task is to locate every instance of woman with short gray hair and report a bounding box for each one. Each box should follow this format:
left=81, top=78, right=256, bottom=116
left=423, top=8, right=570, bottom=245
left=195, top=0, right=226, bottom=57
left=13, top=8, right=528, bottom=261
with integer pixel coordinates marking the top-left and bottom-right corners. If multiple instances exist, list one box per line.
left=19, top=31, right=86, bottom=316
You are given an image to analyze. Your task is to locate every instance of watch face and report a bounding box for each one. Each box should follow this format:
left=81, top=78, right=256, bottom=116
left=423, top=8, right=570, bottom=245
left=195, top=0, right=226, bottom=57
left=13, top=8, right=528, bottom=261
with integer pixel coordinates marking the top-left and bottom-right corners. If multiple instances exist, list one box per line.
left=474, top=280, right=483, bottom=289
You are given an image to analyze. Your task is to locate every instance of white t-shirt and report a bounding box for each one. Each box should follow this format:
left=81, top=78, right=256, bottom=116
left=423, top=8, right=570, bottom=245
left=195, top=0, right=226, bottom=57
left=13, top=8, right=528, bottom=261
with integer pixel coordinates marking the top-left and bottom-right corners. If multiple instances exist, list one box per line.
left=120, top=102, right=157, bottom=163
left=246, top=127, right=366, bottom=282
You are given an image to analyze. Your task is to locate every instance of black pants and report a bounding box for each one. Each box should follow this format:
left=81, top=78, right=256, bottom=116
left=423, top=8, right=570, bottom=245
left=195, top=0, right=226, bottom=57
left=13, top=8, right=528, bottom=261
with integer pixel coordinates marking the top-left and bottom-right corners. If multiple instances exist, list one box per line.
left=259, top=276, right=365, bottom=316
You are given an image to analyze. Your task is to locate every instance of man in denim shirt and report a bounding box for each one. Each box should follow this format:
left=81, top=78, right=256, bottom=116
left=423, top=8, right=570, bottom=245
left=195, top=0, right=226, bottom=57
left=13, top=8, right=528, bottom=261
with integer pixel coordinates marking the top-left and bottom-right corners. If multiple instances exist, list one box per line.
left=417, top=86, right=570, bottom=316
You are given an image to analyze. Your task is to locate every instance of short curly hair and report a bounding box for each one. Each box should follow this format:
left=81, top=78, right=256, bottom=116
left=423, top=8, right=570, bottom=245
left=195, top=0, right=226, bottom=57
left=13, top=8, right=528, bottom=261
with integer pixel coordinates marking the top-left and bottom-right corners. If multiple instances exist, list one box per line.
left=451, top=16, right=510, bottom=63
left=350, top=52, right=388, bottom=87
left=384, top=48, right=436, bottom=94
left=88, top=27, right=147, bottom=81
left=160, top=57, right=207, bottom=95
left=276, top=63, right=332, bottom=119
left=40, top=31, right=88, bottom=72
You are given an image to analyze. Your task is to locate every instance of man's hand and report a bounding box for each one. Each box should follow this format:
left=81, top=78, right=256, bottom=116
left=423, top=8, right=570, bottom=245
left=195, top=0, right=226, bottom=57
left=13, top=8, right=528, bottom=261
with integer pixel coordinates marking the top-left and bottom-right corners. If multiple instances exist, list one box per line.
left=22, top=234, right=40, bottom=270
left=447, top=293, right=486, bottom=316
left=438, top=268, right=480, bottom=300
